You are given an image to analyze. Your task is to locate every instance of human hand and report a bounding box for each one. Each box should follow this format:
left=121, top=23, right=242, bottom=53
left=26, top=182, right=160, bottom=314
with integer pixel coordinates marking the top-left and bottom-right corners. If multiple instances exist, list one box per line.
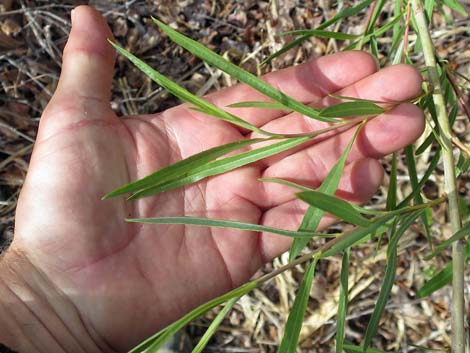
left=1, top=5, right=424, bottom=353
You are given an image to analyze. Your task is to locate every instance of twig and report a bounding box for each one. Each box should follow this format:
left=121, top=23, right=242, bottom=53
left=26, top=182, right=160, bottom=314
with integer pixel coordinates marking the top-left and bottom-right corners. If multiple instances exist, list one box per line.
left=410, top=1, right=465, bottom=352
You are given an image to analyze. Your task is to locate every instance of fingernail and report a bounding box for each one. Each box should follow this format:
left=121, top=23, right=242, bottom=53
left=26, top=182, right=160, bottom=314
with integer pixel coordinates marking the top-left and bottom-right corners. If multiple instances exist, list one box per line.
left=71, top=9, right=76, bottom=26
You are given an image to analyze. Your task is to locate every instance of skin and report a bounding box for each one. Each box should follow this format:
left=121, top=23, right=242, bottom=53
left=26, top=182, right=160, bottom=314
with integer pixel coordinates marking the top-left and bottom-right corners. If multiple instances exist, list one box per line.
left=0, top=6, right=424, bottom=353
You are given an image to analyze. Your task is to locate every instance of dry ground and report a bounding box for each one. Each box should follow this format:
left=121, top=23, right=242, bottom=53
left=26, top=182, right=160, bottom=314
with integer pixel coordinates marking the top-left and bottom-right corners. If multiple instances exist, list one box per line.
left=1, top=1, right=470, bottom=352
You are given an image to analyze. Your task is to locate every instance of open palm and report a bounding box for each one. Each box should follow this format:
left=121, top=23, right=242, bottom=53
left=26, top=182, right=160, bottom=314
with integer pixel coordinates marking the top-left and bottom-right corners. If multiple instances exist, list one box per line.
left=12, top=6, right=424, bottom=353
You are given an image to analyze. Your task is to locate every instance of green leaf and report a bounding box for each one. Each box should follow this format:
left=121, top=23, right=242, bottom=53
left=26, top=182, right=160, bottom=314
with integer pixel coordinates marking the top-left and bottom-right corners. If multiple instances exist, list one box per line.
left=279, top=29, right=358, bottom=40
left=398, top=149, right=441, bottom=208
left=321, top=214, right=396, bottom=258
left=424, top=0, right=436, bottom=20
left=259, top=177, right=315, bottom=192
left=126, top=216, right=333, bottom=239
left=129, top=136, right=310, bottom=199
left=227, top=101, right=287, bottom=110
left=336, top=248, right=350, bottom=353
left=131, top=281, right=257, bottom=353
left=152, top=18, right=333, bottom=123
left=456, top=152, right=470, bottom=177
left=441, top=0, right=467, bottom=15
left=296, top=191, right=372, bottom=227
left=260, top=177, right=385, bottom=216
left=424, top=222, right=470, bottom=260
left=343, top=342, right=390, bottom=353
left=277, top=257, right=319, bottom=353
left=344, top=13, right=404, bottom=51
left=192, top=297, right=239, bottom=353
left=364, top=0, right=387, bottom=35
left=262, top=0, right=374, bottom=65
left=404, top=145, right=432, bottom=247
left=109, top=41, right=273, bottom=136
left=415, top=105, right=458, bottom=155
left=327, top=94, right=401, bottom=105
left=317, top=0, right=375, bottom=30
left=416, top=263, right=452, bottom=298
left=290, top=123, right=364, bottom=261
left=392, top=1, right=404, bottom=49
left=386, top=153, right=397, bottom=211
left=103, top=138, right=266, bottom=199
left=363, top=211, right=423, bottom=352
left=320, top=102, right=385, bottom=118
left=261, top=34, right=311, bottom=66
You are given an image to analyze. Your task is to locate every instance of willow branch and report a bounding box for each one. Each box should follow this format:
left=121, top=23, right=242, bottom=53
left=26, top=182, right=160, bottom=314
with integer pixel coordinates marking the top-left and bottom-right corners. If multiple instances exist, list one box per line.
left=410, top=1, right=464, bottom=352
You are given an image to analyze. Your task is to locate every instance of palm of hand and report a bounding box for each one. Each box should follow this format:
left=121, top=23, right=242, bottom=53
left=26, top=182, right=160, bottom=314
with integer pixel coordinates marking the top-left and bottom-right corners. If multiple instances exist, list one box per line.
left=16, top=99, right=266, bottom=349
left=12, top=6, right=424, bottom=352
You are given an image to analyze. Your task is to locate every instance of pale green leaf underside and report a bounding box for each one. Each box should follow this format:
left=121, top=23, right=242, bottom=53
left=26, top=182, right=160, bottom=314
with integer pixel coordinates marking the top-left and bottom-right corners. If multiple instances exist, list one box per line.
left=126, top=216, right=334, bottom=239
left=129, top=136, right=310, bottom=199
left=104, top=138, right=266, bottom=199
left=320, top=101, right=385, bottom=118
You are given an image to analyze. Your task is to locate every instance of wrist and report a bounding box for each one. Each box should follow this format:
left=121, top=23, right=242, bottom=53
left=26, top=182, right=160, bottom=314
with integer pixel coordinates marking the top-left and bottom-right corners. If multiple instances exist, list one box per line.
left=0, top=245, right=104, bottom=353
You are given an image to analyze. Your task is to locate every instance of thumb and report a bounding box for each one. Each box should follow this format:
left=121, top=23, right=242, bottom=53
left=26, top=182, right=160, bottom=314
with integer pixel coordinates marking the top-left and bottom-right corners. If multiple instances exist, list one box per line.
left=43, top=6, right=116, bottom=125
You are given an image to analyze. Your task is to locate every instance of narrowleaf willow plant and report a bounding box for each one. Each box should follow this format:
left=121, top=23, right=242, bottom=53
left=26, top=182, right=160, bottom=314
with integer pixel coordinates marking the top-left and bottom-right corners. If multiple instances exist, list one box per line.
left=103, top=1, right=469, bottom=352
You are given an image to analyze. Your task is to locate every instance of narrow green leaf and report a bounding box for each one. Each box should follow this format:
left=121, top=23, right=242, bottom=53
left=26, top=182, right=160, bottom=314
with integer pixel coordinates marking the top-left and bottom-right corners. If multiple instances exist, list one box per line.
left=320, top=102, right=385, bottom=118
left=441, top=0, right=467, bottom=15
left=416, top=263, right=452, bottom=298
left=290, top=123, right=364, bottom=261
left=277, top=257, right=319, bottom=353
left=296, top=191, right=372, bottom=227
left=317, top=0, right=375, bottom=30
left=386, top=153, right=397, bottom=210
left=424, top=222, right=470, bottom=260
left=415, top=105, right=458, bottom=155
left=103, top=138, right=265, bottom=199
left=404, top=146, right=432, bottom=247
left=392, top=1, right=404, bottom=49
left=345, top=13, right=404, bottom=51
left=109, top=41, right=273, bottom=136
left=327, top=94, right=401, bottom=105
left=424, top=0, right=436, bottom=20
left=344, top=342, right=389, bottom=353
left=131, top=281, right=257, bottom=353
left=336, top=248, right=350, bottom=353
left=227, top=101, right=287, bottom=110
left=279, top=29, right=358, bottom=40
left=420, top=226, right=470, bottom=300
left=261, top=34, right=311, bottom=66
left=126, top=216, right=334, bottom=239
left=321, top=214, right=396, bottom=258
left=260, top=177, right=385, bottom=216
left=398, top=149, right=441, bottom=208
left=259, top=177, right=315, bottom=192
left=130, top=137, right=310, bottom=199
left=262, top=0, right=374, bottom=65
left=192, top=297, right=239, bottom=353
left=152, top=19, right=333, bottom=123
left=364, top=0, right=387, bottom=35
left=456, top=152, right=470, bottom=177
left=369, top=35, right=379, bottom=59
left=362, top=211, right=423, bottom=352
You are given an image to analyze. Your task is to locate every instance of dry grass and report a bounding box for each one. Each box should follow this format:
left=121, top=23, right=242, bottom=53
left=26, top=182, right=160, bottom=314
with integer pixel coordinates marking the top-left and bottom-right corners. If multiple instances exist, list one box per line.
left=1, top=1, right=470, bottom=352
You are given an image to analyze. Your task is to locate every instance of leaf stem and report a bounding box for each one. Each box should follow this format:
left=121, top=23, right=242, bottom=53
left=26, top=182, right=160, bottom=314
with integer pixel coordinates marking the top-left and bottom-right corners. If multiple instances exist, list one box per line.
left=410, top=1, right=464, bottom=352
